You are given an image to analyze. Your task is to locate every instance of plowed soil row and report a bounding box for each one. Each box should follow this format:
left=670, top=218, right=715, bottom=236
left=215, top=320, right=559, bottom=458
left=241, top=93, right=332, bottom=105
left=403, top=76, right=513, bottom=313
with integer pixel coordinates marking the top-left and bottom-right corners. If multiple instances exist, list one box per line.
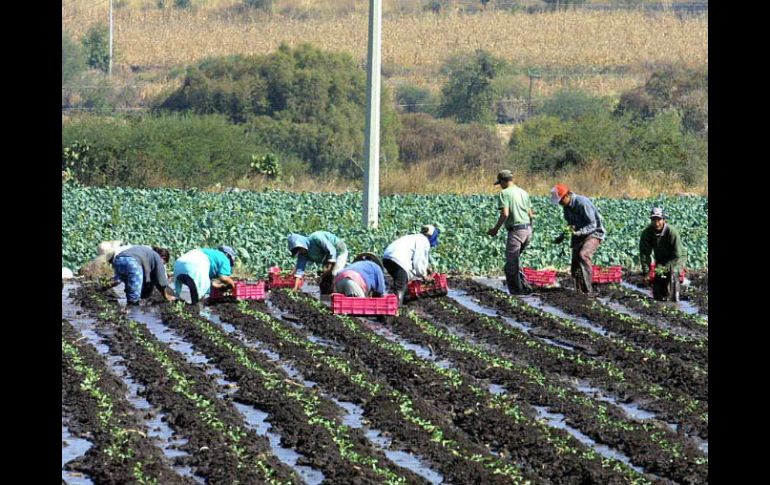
left=389, top=305, right=708, bottom=484
left=448, top=279, right=708, bottom=439
left=267, top=290, right=669, bottom=484
left=597, top=283, right=708, bottom=331
left=159, top=303, right=435, bottom=485
left=536, top=289, right=708, bottom=368
left=62, top=319, right=191, bottom=484
left=414, top=296, right=707, bottom=447
left=73, top=286, right=300, bottom=484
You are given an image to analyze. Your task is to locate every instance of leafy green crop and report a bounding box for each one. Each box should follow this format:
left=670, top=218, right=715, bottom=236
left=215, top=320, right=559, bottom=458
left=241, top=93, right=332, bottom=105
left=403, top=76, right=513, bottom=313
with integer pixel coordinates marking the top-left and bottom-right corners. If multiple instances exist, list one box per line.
left=62, top=185, right=707, bottom=274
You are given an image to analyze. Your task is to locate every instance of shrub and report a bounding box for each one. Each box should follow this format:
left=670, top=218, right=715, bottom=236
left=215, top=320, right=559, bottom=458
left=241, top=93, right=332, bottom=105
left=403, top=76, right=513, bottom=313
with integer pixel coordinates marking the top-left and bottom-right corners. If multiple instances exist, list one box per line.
left=156, top=44, right=399, bottom=177
left=438, top=50, right=507, bottom=124
left=61, top=114, right=270, bottom=188
left=395, top=84, right=436, bottom=115
left=81, top=23, right=110, bottom=73
left=63, top=32, right=86, bottom=84
left=397, top=113, right=506, bottom=172
left=537, top=89, right=612, bottom=121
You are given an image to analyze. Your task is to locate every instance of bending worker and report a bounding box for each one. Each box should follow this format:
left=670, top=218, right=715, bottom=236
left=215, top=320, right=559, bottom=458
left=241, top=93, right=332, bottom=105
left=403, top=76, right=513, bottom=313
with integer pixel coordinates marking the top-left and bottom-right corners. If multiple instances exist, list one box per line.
left=640, top=207, right=686, bottom=302
left=323, top=253, right=387, bottom=297
left=287, top=231, right=349, bottom=291
left=551, top=184, right=605, bottom=295
left=382, top=224, right=439, bottom=304
left=173, top=245, right=237, bottom=304
left=111, top=245, right=176, bottom=305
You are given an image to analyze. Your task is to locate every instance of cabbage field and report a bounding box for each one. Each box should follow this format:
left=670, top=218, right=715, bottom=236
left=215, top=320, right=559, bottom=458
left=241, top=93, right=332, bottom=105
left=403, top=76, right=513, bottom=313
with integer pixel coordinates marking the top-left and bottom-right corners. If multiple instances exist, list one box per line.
left=62, top=185, right=708, bottom=274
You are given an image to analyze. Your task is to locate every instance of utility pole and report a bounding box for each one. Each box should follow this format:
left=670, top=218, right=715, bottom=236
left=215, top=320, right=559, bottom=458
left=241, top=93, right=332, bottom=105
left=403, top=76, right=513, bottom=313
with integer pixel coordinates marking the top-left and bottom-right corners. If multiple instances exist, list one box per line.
left=362, top=0, right=382, bottom=229
left=109, top=0, right=113, bottom=76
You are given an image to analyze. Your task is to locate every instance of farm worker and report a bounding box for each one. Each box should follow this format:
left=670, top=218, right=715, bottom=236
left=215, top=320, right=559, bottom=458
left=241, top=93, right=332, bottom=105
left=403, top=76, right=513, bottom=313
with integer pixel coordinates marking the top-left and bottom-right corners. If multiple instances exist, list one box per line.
left=640, top=207, right=686, bottom=302
left=173, top=246, right=237, bottom=304
left=110, top=245, right=176, bottom=305
left=329, top=253, right=387, bottom=297
left=382, top=224, right=440, bottom=304
left=287, top=231, right=349, bottom=291
left=487, top=169, right=534, bottom=295
left=550, top=184, right=605, bottom=295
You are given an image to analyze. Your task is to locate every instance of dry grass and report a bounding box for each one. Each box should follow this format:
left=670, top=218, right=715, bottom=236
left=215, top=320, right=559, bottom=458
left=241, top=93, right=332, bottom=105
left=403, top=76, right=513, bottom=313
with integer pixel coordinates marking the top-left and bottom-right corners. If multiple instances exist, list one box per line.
left=202, top=161, right=706, bottom=198
left=63, top=4, right=707, bottom=71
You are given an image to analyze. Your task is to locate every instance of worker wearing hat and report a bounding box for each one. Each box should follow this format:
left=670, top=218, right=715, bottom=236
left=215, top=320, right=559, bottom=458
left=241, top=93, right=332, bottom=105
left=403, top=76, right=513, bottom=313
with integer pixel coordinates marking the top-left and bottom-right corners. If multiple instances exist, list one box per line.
left=488, top=170, right=534, bottom=294
left=550, top=184, right=605, bottom=295
left=640, top=207, right=686, bottom=301
left=325, top=252, right=387, bottom=297
left=382, top=224, right=440, bottom=304
left=287, top=231, right=349, bottom=291
left=173, top=245, right=237, bottom=304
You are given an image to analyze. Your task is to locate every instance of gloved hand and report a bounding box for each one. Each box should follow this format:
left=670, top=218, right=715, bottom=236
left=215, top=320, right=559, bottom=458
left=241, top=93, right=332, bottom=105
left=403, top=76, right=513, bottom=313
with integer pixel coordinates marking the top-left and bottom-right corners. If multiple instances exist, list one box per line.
left=552, top=233, right=566, bottom=244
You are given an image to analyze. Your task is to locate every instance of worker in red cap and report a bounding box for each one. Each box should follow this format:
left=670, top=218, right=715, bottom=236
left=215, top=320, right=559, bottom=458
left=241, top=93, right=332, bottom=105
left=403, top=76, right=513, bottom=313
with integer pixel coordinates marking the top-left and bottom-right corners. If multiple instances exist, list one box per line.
left=550, top=184, right=605, bottom=295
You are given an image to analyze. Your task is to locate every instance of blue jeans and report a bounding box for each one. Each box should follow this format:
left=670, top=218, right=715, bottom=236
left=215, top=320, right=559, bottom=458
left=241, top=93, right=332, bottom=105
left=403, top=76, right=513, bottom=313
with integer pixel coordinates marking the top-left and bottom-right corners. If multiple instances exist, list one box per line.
left=113, top=255, right=144, bottom=303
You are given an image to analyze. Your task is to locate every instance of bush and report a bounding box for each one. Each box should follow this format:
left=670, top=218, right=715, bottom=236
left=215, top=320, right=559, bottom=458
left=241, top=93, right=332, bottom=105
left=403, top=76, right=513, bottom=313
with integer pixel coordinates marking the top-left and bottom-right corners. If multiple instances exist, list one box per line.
left=395, top=84, right=436, bottom=115
left=61, top=114, right=271, bottom=188
left=81, top=23, right=110, bottom=73
left=244, top=0, right=274, bottom=11
left=63, top=32, right=86, bottom=84
left=438, top=50, right=507, bottom=124
left=616, top=65, right=708, bottom=135
left=397, top=113, right=506, bottom=172
left=537, top=89, right=612, bottom=121
left=155, top=44, right=399, bottom=177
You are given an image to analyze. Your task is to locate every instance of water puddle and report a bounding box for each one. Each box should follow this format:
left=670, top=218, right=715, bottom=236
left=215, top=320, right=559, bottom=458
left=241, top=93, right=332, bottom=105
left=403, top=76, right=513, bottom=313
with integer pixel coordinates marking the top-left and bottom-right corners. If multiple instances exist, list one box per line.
left=332, top=399, right=444, bottom=484
left=61, top=421, right=94, bottom=485
left=205, top=305, right=443, bottom=482
left=130, top=305, right=325, bottom=482
left=574, top=381, right=658, bottom=422
left=62, top=285, right=202, bottom=482
left=363, top=319, right=455, bottom=370
left=532, top=406, right=647, bottom=476
left=447, top=290, right=576, bottom=352
left=519, top=295, right=610, bottom=337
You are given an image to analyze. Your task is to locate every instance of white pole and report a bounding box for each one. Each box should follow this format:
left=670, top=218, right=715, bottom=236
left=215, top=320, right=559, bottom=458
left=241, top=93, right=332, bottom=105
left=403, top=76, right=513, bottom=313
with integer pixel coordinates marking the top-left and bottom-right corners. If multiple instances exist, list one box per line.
left=109, top=0, right=113, bottom=76
left=362, top=0, right=382, bottom=229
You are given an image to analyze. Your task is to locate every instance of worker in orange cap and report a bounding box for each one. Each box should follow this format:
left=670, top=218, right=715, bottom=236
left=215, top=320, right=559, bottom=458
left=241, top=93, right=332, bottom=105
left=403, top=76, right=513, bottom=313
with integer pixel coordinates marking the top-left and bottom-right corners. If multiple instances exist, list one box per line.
left=550, top=184, right=605, bottom=295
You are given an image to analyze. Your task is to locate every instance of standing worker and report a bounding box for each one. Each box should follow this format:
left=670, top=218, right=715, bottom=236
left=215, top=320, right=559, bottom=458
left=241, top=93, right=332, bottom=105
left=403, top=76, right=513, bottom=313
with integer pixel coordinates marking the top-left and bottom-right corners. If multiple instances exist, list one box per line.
left=111, top=245, right=176, bottom=305
left=550, top=184, right=605, bottom=295
left=487, top=170, right=534, bottom=295
left=287, top=231, right=349, bottom=292
left=173, top=245, right=237, bottom=304
left=324, top=253, right=387, bottom=297
left=640, top=207, right=686, bottom=301
left=382, top=224, right=440, bottom=304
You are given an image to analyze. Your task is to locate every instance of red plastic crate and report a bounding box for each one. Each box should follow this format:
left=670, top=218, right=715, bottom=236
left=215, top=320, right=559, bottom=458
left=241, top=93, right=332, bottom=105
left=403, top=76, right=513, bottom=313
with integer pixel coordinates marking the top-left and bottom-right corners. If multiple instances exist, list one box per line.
left=522, top=268, right=557, bottom=287
left=267, top=266, right=302, bottom=289
left=407, top=273, right=449, bottom=300
left=592, top=265, right=623, bottom=284
left=648, top=262, right=685, bottom=283
left=331, top=293, right=399, bottom=316
left=210, top=281, right=266, bottom=301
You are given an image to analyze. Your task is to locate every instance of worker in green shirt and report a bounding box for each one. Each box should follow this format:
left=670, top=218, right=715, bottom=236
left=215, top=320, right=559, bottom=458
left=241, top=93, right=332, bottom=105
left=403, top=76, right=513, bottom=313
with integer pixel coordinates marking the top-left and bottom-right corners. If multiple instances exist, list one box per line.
left=487, top=169, right=534, bottom=294
left=640, top=207, right=686, bottom=302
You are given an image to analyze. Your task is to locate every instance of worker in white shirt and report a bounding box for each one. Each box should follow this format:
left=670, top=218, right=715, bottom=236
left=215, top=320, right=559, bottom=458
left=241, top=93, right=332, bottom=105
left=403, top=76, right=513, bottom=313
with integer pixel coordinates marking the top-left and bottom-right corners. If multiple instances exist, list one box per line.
left=382, top=225, right=440, bottom=304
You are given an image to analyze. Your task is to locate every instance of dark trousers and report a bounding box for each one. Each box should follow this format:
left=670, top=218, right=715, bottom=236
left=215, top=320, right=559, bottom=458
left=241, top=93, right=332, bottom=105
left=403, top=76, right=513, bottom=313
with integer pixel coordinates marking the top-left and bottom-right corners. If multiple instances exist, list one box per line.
left=505, top=228, right=532, bottom=294
left=571, top=236, right=601, bottom=294
left=652, top=270, right=681, bottom=302
left=383, top=259, right=409, bottom=304
left=176, top=274, right=200, bottom=305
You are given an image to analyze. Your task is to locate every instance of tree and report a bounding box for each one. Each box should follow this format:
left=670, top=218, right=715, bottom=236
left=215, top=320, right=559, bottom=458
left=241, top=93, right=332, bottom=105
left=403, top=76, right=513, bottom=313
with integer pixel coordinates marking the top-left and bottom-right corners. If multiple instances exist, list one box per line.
left=81, top=23, right=110, bottom=73
left=438, top=50, right=505, bottom=124
left=62, top=32, right=86, bottom=84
